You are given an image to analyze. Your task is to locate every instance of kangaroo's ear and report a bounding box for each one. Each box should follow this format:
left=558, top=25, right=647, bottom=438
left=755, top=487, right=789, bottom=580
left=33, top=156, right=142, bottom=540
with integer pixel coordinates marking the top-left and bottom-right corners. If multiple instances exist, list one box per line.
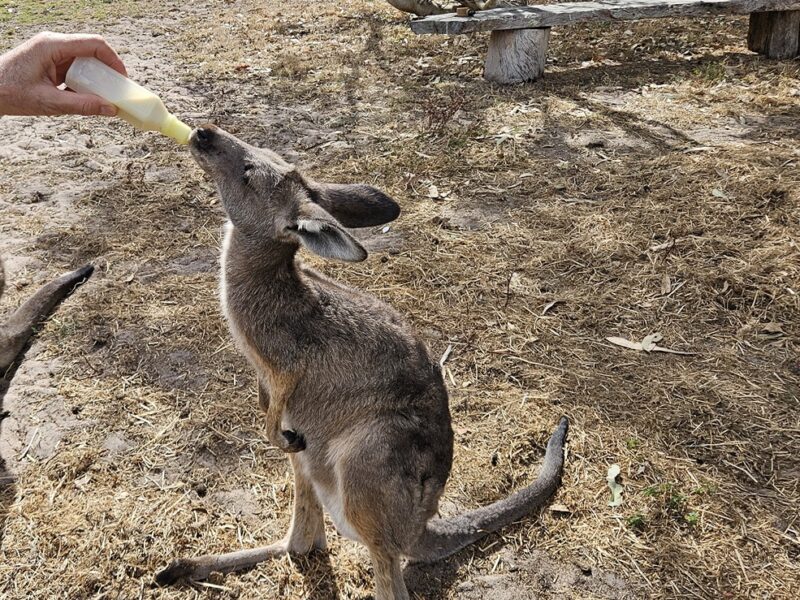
left=308, top=182, right=400, bottom=228
left=292, top=202, right=367, bottom=262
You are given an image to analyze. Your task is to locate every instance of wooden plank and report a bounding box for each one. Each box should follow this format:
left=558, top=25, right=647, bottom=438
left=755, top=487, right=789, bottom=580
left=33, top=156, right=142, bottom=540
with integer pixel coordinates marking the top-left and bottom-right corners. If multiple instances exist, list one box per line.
left=485, top=28, right=550, bottom=83
left=410, top=0, right=800, bottom=34
left=748, top=10, right=800, bottom=57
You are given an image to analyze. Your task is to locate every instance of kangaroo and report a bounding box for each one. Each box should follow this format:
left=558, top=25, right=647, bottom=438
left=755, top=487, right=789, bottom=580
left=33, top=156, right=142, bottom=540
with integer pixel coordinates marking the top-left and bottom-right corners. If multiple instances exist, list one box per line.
left=155, top=125, right=569, bottom=600
left=384, top=0, right=499, bottom=18
left=0, top=259, right=93, bottom=374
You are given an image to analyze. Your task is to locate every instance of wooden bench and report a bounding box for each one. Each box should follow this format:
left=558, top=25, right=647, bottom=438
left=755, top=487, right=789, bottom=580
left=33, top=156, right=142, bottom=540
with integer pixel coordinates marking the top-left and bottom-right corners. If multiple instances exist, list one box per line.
left=410, top=0, right=800, bottom=84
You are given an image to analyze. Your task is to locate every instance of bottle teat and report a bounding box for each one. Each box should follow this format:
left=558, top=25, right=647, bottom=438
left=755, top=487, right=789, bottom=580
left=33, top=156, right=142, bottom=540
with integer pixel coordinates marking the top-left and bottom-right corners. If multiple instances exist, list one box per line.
left=161, top=114, right=192, bottom=145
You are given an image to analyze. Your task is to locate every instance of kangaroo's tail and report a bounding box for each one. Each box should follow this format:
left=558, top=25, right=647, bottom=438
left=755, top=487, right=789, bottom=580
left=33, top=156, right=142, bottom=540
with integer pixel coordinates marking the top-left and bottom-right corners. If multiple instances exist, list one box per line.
left=410, top=416, right=568, bottom=563
left=1, top=264, right=94, bottom=371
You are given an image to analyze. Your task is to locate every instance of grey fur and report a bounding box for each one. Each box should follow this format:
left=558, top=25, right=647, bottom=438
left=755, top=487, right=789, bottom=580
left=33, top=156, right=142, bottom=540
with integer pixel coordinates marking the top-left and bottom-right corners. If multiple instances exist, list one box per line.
left=0, top=260, right=93, bottom=373
left=156, top=126, right=568, bottom=600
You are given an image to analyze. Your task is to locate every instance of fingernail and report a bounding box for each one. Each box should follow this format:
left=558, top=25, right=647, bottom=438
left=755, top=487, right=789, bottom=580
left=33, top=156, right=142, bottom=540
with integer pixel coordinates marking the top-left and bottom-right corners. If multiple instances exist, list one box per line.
left=100, top=105, right=116, bottom=116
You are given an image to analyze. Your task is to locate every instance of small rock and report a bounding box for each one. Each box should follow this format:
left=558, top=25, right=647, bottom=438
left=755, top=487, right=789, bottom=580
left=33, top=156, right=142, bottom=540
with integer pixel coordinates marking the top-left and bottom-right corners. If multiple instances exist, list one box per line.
left=74, top=473, right=92, bottom=490
left=30, top=190, right=49, bottom=203
left=103, top=432, right=134, bottom=456
left=455, top=581, right=475, bottom=592
left=575, top=558, right=593, bottom=576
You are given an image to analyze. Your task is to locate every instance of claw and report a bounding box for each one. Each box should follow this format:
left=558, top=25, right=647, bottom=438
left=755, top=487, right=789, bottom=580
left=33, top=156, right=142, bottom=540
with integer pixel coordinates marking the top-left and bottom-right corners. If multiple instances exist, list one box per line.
left=281, top=429, right=306, bottom=452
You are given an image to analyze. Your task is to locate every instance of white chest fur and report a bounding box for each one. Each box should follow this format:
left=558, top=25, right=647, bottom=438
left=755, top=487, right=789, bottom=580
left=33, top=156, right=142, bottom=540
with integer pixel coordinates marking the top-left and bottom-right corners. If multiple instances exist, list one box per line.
left=220, top=223, right=272, bottom=396
left=219, top=221, right=235, bottom=331
left=222, top=223, right=359, bottom=541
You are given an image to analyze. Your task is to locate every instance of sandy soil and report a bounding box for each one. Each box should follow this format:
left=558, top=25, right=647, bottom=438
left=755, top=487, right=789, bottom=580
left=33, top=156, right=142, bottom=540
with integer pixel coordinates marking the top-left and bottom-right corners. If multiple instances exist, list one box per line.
left=0, top=1, right=798, bottom=598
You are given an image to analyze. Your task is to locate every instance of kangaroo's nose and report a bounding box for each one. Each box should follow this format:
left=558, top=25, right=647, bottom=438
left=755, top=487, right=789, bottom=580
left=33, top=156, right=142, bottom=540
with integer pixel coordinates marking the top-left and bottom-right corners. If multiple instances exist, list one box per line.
left=193, top=126, right=216, bottom=150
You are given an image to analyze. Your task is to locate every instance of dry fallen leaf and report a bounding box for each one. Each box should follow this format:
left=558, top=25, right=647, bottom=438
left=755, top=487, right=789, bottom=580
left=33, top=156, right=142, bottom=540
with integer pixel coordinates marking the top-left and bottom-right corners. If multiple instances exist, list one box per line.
left=549, top=503, right=571, bottom=515
left=607, top=464, right=624, bottom=507
left=761, top=322, right=784, bottom=335
left=683, top=146, right=714, bottom=153
left=640, top=332, right=663, bottom=352
left=651, top=345, right=696, bottom=356
left=649, top=239, right=675, bottom=252
left=606, top=336, right=643, bottom=351
left=542, top=300, right=563, bottom=315
left=760, top=322, right=786, bottom=341
left=606, top=333, right=696, bottom=355
left=661, top=274, right=672, bottom=295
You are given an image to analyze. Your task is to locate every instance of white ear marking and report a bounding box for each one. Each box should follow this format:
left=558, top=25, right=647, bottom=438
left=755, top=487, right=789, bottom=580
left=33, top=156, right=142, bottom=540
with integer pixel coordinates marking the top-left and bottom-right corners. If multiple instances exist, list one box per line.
left=297, top=218, right=323, bottom=233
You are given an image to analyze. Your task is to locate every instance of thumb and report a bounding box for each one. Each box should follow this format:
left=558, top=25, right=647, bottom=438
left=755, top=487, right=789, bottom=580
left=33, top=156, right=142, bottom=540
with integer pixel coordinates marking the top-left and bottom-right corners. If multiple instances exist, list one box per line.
left=44, top=89, right=117, bottom=116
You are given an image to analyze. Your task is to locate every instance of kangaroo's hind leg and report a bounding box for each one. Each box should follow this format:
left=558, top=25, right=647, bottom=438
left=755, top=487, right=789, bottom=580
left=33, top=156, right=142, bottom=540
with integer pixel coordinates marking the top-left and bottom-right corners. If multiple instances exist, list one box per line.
left=369, top=548, right=409, bottom=600
left=336, top=440, right=427, bottom=600
left=283, top=454, right=326, bottom=552
left=156, top=455, right=325, bottom=585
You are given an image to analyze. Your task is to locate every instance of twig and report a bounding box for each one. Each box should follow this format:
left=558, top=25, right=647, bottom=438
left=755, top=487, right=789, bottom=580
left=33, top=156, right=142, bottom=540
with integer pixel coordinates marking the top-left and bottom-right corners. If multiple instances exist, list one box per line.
left=439, top=344, right=453, bottom=369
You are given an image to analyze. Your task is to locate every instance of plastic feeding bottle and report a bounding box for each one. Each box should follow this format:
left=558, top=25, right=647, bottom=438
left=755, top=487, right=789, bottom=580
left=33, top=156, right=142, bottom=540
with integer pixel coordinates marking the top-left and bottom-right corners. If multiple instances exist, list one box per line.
left=65, top=57, right=192, bottom=144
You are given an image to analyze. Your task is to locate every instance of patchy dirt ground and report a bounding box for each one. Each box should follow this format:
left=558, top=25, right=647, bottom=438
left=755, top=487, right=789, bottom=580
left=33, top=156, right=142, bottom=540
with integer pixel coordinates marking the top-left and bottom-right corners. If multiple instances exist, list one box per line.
left=1, top=1, right=799, bottom=598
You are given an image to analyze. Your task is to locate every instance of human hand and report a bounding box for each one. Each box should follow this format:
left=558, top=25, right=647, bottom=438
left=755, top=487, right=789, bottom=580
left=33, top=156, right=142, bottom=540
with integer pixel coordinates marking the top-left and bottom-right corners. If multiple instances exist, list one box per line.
left=0, top=32, right=126, bottom=117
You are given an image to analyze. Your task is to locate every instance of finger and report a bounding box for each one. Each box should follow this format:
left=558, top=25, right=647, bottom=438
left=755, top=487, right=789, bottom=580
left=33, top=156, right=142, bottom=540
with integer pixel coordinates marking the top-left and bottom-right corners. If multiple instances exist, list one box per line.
left=44, top=33, right=127, bottom=76
left=38, top=88, right=117, bottom=117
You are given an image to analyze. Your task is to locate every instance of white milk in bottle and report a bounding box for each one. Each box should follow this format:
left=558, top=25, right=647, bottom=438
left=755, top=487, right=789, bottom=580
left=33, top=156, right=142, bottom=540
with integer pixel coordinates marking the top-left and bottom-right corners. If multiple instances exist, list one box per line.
left=65, top=57, right=191, bottom=144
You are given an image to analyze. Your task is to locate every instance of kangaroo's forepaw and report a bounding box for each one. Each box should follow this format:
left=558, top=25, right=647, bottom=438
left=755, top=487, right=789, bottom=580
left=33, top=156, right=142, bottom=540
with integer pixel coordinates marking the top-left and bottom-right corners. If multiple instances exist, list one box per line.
left=155, top=558, right=207, bottom=586
left=281, top=429, right=306, bottom=452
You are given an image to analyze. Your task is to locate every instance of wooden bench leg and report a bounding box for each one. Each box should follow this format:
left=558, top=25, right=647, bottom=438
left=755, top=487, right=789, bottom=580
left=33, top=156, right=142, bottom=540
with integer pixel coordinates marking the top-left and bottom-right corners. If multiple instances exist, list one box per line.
left=748, top=11, right=800, bottom=59
left=484, top=28, right=550, bottom=85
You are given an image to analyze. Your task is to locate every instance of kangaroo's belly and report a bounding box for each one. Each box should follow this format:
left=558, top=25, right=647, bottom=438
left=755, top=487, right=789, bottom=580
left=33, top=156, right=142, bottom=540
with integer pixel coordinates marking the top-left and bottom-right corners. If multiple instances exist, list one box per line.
left=293, top=451, right=363, bottom=542
left=313, top=482, right=362, bottom=543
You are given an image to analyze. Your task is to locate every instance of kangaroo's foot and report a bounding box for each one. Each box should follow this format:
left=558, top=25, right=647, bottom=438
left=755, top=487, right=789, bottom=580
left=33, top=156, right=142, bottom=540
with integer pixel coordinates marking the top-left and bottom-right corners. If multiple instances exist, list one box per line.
left=158, top=455, right=327, bottom=586
left=156, top=540, right=290, bottom=586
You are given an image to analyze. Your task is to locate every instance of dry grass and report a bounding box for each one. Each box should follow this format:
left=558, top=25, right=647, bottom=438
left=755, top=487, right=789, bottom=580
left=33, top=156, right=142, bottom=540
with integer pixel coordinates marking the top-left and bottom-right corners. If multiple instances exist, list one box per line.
left=0, top=0, right=798, bottom=598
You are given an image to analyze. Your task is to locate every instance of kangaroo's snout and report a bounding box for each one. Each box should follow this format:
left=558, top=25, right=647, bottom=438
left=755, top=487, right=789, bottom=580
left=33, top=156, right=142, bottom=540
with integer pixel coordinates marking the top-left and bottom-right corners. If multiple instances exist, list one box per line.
left=190, top=124, right=218, bottom=152
left=186, top=127, right=399, bottom=258
left=188, top=124, right=247, bottom=178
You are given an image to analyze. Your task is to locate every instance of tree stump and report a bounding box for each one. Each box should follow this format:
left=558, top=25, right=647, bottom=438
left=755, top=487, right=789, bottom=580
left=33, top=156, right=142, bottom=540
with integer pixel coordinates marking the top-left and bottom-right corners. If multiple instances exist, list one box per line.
left=484, top=28, right=550, bottom=85
left=748, top=11, right=800, bottom=59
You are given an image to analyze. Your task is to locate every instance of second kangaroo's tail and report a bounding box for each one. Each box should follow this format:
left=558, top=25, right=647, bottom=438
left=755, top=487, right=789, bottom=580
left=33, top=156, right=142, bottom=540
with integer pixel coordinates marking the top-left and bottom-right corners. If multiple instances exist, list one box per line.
left=410, top=416, right=568, bottom=563
left=0, top=264, right=94, bottom=371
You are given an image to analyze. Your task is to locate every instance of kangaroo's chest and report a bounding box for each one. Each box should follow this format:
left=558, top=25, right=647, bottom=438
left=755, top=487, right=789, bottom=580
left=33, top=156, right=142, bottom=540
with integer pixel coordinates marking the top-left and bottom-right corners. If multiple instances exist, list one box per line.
left=220, top=222, right=295, bottom=398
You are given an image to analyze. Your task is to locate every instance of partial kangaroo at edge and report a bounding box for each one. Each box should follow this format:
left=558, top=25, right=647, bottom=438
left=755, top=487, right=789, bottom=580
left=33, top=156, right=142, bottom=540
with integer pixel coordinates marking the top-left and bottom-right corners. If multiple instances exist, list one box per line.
left=155, top=125, right=569, bottom=600
left=0, top=260, right=94, bottom=373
